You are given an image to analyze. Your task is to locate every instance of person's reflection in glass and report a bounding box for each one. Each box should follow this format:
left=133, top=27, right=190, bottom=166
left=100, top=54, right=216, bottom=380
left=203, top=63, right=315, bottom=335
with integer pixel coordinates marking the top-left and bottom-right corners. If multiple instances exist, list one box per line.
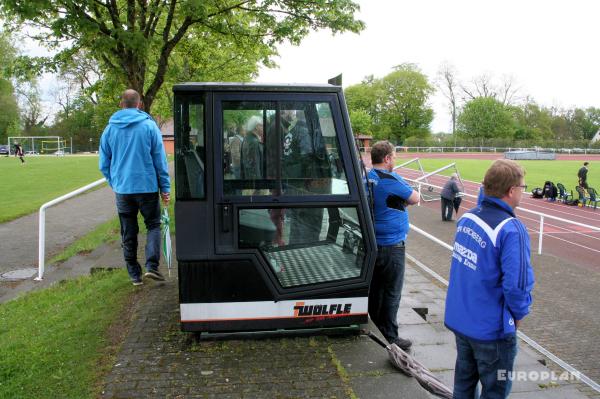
left=241, top=115, right=264, bottom=182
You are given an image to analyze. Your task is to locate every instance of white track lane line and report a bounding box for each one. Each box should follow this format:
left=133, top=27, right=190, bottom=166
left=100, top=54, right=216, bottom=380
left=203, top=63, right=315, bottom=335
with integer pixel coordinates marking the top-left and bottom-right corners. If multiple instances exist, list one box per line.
left=401, top=169, right=600, bottom=224
left=457, top=195, right=600, bottom=244
left=403, top=169, right=600, bottom=223
left=447, top=175, right=600, bottom=222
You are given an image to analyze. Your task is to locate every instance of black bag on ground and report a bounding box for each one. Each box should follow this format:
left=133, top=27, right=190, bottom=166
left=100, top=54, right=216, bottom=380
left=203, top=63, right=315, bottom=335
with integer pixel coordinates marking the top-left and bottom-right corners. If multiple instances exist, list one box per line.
left=453, top=196, right=462, bottom=212
left=531, top=188, right=544, bottom=198
left=564, top=199, right=579, bottom=206
left=543, top=181, right=558, bottom=200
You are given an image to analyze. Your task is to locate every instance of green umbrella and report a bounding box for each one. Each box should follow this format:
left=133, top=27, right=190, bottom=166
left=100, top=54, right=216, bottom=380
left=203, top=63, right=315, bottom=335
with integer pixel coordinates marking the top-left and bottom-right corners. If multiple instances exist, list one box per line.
left=161, top=208, right=172, bottom=276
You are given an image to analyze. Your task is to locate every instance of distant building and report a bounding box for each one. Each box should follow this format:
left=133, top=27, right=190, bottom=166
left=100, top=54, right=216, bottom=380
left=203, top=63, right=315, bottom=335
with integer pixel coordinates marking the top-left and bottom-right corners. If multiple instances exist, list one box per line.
left=159, top=118, right=174, bottom=155
left=355, top=134, right=373, bottom=150
left=592, top=129, right=600, bottom=144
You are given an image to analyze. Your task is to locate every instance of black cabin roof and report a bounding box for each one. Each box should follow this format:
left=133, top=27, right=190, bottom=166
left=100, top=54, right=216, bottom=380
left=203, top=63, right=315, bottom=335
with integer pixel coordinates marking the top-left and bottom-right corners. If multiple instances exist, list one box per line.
left=173, top=82, right=341, bottom=94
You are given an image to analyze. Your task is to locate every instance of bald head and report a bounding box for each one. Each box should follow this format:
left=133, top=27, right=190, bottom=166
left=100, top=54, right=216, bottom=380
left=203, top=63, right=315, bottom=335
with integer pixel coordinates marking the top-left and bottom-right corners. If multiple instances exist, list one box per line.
left=121, top=89, right=141, bottom=109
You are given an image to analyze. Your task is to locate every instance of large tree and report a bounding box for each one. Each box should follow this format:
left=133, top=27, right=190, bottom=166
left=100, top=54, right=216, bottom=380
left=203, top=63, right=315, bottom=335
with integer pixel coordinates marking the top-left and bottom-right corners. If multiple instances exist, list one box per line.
left=345, top=64, right=434, bottom=143
left=1, top=0, right=364, bottom=113
left=510, top=98, right=553, bottom=141
left=457, top=97, right=515, bottom=139
left=378, top=64, right=434, bottom=142
left=436, top=63, right=459, bottom=134
left=0, top=30, right=20, bottom=142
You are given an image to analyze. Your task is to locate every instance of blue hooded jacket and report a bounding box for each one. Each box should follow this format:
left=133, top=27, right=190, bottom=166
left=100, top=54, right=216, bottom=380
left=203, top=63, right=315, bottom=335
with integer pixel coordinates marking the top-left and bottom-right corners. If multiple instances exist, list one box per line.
left=99, top=108, right=170, bottom=194
left=444, top=197, right=535, bottom=342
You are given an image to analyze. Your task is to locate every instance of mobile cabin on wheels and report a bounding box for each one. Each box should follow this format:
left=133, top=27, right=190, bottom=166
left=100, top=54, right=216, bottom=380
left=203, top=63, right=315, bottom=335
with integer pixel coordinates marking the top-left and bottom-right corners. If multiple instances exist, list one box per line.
left=173, top=83, right=376, bottom=333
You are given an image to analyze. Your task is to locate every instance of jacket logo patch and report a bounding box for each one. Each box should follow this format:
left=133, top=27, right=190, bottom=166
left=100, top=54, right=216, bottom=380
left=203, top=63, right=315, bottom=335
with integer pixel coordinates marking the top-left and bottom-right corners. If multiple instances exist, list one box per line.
left=453, top=242, right=478, bottom=271
left=457, top=225, right=487, bottom=248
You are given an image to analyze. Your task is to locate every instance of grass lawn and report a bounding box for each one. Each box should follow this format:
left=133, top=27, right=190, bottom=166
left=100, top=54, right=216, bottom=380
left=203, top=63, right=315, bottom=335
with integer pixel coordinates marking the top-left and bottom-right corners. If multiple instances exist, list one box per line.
left=0, top=156, right=104, bottom=223
left=397, top=157, right=598, bottom=192
left=49, top=194, right=176, bottom=266
left=0, top=270, right=135, bottom=399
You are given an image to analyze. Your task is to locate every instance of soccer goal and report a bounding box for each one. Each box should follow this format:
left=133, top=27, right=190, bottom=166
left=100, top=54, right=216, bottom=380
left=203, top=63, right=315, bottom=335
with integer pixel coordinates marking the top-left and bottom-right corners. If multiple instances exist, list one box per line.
left=41, top=139, right=67, bottom=155
left=393, top=157, right=464, bottom=202
left=7, top=136, right=68, bottom=156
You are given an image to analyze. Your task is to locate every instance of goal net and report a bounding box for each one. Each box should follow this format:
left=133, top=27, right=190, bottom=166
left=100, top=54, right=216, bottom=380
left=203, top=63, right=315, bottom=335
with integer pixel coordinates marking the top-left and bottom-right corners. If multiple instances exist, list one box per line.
left=7, top=136, right=66, bottom=156
left=41, top=140, right=67, bottom=155
left=393, top=158, right=464, bottom=202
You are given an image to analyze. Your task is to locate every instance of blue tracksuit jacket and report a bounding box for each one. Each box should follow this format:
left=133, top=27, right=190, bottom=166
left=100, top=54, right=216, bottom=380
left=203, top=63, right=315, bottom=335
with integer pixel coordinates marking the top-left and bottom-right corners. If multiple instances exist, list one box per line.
left=444, top=197, right=535, bottom=341
left=99, top=108, right=170, bottom=194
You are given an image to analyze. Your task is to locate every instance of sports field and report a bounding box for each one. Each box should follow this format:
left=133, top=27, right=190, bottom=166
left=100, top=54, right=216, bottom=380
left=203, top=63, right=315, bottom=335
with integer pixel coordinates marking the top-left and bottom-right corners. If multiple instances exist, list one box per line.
left=399, top=157, right=598, bottom=193
left=0, top=156, right=103, bottom=223
left=2, top=153, right=596, bottom=223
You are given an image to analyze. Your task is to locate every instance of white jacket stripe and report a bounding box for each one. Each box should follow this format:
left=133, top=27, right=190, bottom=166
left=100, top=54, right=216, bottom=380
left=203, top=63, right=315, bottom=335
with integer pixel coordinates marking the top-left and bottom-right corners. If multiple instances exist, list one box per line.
left=459, top=213, right=514, bottom=247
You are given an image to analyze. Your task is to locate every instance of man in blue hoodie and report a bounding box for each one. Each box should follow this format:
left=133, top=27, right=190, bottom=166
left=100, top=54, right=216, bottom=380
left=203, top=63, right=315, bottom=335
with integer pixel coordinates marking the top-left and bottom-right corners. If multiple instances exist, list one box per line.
left=99, top=89, right=171, bottom=286
left=445, top=159, right=535, bottom=399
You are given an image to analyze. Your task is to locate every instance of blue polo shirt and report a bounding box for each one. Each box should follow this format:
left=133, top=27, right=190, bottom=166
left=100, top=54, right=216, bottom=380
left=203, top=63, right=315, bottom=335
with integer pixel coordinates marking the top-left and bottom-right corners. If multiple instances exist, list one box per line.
left=367, top=168, right=414, bottom=246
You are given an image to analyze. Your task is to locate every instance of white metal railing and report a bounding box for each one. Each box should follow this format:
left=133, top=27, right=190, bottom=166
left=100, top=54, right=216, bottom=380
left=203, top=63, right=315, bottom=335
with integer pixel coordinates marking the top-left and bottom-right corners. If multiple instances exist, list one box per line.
left=35, top=178, right=107, bottom=280
left=403, top=176, right=600, bottom=255
left=407, top=223, right=600, bottom=394
left=359, top=146, right=600, bottom=155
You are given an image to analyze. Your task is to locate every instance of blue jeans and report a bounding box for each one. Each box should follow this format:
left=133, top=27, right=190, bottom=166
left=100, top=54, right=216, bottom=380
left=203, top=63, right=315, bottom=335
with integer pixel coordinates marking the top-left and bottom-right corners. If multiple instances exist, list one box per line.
left=115, top=193, right=161, bottom=280
left=453, top=333, right=517, bottom=399
left=368, top=242, right=405, bottom=342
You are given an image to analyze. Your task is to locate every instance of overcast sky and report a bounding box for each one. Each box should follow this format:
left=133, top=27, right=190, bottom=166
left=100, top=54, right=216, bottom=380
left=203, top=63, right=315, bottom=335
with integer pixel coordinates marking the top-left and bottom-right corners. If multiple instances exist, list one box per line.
left=256, top=0, right=600, bottom=132
left=29, top=0, right=600, bottom=130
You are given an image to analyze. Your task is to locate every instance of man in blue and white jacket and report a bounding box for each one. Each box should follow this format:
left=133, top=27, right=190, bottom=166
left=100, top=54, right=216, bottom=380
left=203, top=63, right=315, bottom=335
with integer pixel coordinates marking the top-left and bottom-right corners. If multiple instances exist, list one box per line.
left=99, top=89, right=170, bottom=286
left=445, top=159, right=535, bottom=399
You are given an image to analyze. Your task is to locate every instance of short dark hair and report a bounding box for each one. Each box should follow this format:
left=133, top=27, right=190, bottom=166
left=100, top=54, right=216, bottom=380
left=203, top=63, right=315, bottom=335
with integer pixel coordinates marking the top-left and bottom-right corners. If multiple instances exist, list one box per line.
left=121, top=89, right=141, bottom=108
left=584, top=162, right=589, bottom=166
left=371, top=141, right=395, bottom=164
left=483, top=159, right=525, bottom=198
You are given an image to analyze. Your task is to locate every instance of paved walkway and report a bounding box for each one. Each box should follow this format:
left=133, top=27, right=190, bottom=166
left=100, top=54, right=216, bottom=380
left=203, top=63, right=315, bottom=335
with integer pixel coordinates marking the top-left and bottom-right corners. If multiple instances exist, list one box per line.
left=408, top=205, right=600, bottom=398
left=0, top=172, right=597, bottom=397
left=0, top=183, right=116, bottom=276
left=91, top=238, right=589, bottom=398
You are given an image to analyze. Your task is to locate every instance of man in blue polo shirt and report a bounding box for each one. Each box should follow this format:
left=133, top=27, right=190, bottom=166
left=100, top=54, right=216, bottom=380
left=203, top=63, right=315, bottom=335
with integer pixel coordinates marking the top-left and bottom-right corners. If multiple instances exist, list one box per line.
left=368, top=141, right=419, bottom=350
left=445, top=159, right=535, bottom=399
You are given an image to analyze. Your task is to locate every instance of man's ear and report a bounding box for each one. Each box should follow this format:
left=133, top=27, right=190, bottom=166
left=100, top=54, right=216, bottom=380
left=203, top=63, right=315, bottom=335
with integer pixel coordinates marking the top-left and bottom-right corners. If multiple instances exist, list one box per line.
left=138, top=101, right=144, bottom=110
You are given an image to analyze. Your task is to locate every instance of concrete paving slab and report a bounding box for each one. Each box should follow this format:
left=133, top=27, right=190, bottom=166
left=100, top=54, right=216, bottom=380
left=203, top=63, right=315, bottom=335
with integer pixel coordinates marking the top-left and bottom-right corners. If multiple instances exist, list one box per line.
left=396, top=307, right=428, bottom=325
left=510, top=386, right=590, bottom=399
left=396, top=323, right=455, bottom=346
left=409, top=343, right=457, bottom=371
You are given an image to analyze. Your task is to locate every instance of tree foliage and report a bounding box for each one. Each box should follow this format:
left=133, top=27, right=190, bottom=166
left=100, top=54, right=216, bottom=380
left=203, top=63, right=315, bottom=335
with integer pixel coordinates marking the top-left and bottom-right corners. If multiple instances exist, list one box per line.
left=379, top=64, right=434, bottom=142
left=509, top=99, right=553, bottom=141
left=348, top=109, right=372, bottom=135
left=345, top=64, right=434, bottom=143
left=457, top=97, right=515, bottom=139
left=0, top=30, right=20, bottom=142
left=1, top=0, right=364, bottom=113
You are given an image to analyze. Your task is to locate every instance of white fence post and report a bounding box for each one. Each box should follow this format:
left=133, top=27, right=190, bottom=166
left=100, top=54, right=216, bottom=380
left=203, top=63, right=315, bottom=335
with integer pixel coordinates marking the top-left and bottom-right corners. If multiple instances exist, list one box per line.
left=418, top=182, right=422, bottom=206
left=538, top=215, right=544, bottom=255
left=35, top=178, right=107, bottom=281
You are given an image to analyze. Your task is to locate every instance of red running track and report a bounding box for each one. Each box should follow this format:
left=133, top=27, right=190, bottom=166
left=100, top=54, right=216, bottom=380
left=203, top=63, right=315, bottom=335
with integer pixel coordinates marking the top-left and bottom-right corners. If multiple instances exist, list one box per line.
left=396, top=167, right=600, bottom=272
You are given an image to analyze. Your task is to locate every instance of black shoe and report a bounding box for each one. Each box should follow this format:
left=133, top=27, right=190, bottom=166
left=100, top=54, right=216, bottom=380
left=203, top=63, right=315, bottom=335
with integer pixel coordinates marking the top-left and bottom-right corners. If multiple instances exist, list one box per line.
left=390, top=337, right=412, bottom=351
left=132, top=277, right=143, bottom=286
left=144, top=269, right=165, bottom=281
